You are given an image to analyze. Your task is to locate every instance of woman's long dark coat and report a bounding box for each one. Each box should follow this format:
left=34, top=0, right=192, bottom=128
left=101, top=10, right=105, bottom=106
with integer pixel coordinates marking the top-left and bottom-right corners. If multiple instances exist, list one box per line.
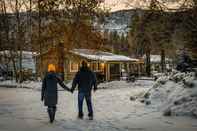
left=41, top=72, right=69, bottom=106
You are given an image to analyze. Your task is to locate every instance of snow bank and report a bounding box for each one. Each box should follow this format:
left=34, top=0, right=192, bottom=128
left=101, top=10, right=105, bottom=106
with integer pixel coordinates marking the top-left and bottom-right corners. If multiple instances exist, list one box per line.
left=0, top=80, right=42, bottom=90
left=98, top=80, right=154, bottom=89
left=145, top=71, right=197, bottom=118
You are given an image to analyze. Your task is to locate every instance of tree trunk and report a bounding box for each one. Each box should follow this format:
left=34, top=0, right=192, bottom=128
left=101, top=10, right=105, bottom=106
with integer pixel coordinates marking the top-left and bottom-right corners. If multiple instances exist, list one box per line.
left=19, top=50, right=23, bottom=83
left=15, top=0, right=23, bottom=83
left=10, top=51, right=18, bottom=82
left=38, top=0, right=43, bottom=78
left=161, top=49, right=166, bottom=73
left=146, top=48, right=151, bottom=77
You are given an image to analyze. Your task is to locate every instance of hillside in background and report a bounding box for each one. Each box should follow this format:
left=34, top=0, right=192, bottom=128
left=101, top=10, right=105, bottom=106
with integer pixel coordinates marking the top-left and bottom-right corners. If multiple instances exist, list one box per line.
left=98, top=9, right=135, bottom=35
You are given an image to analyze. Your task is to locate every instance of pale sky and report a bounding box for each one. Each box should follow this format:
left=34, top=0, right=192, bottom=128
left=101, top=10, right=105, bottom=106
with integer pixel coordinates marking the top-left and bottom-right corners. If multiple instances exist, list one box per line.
left=102, top=0, right=189, bottom=12
left=3, top=0, right=190, bottom=13
left=102, top=0, right=132, bottom=12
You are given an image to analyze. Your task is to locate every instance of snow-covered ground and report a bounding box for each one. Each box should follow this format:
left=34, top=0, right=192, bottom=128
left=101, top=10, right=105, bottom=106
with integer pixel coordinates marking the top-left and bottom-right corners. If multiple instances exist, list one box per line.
left=0, top=78, right=197, bottom=131
left=0, top=79, right=153, bottom=90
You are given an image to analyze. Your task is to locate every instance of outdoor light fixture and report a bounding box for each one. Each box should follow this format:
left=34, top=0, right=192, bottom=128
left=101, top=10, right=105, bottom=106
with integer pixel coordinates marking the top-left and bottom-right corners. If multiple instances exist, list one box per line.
left=101, top=63, right=105, bottom=68
left=88, top=63, right=90, bottom=67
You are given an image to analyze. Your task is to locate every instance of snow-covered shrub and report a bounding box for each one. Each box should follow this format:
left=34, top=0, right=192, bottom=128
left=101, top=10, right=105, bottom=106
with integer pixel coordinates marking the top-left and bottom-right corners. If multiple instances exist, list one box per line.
left=173, top=97, right=192, bottom=105
left=153, top=73, right=164, bottom=80
left=152, top=82, right=161, bottom=89
left=183, top=76, right=195, bottom=88
left=0, top=76, right=5, bottom=81
left=163, top=97, right=197, bottom=117
left=152, top=76, right=169, bottom=89
left=130, top=96, right=136, bottom=101
left=145, top=100, right=151, bottom=105
left=163, top=108, right=172, bottom=116
left=170, top=72, right=186, bottom=83
left=144, top=92, right=150, bottom=99
left=157, top=76, right=169, bottom=85
left=193, top=109, right=197, bottom=118
left=190, top=88, right=197, bottom=97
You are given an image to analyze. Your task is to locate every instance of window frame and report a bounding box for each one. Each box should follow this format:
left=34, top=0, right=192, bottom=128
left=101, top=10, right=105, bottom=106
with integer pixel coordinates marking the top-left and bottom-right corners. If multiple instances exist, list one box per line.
left=69, top=60, right=79, bottom=72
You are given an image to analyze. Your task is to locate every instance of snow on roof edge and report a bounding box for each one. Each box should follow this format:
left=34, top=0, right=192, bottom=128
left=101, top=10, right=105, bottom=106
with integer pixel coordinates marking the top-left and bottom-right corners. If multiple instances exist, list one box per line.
left=70, top=49, right=139, bottom=62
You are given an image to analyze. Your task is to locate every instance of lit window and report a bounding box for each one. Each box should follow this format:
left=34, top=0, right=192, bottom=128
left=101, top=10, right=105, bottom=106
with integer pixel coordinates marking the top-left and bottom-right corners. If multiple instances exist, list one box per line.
left=70, top=61, right=79, bottom=72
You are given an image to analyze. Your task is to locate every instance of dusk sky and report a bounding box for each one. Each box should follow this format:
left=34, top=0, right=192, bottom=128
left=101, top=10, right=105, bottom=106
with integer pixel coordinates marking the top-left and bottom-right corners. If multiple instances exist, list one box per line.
left=103, top=0, right=185, bottom=12
left=4, top=0, right=187, bottom=13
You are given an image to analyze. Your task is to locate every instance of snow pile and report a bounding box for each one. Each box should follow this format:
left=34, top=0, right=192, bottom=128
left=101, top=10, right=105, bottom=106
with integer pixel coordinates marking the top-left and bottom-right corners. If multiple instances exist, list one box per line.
left=169, top=72, right=186, bottom=82
left=21, top=81, right=42, bottom=90
left=144, top=72, right=197, bottom=118
left=98, top=80, right=154, bottom=89
left=98, top=81, right=131, bottom=89
left=0, top=80, right=42, bottom=90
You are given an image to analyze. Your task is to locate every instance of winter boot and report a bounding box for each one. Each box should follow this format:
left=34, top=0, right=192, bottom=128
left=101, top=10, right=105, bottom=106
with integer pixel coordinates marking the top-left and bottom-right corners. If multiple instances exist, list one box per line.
left=48, top=108, right=55, bottom=123
left=88, top=113, right=93, bottom=120
left=88, top=116, right=93, bottom=120
left=52, top=107, right=56, bottom=122
left=78, top=113, right=83, bottom=119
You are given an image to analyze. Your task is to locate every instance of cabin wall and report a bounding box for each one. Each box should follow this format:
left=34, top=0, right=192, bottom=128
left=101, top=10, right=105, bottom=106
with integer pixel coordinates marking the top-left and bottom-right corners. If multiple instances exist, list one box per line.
left=36, top=49, right=64, bottom=78
left=64, top=54, right=108, bottom=82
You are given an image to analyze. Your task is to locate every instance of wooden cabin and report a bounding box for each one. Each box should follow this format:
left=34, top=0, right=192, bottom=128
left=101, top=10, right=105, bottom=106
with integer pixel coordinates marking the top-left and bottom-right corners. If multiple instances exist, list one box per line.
left=36, top=48, right=139, bottom=81
left=65, top=49, right=139, bottom=81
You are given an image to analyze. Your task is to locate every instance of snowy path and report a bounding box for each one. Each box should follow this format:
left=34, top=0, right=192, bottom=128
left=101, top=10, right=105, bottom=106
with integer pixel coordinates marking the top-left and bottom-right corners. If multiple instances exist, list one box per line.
left=0, top=87, right=197, bottom=131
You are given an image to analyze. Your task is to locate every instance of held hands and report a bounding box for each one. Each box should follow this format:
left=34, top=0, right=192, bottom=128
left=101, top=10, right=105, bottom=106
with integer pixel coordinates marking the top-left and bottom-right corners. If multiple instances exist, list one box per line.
left=93, top=88, right=97, bottom=92
left=70, top=89, right=74, bottom=94
left=41, top=97, right=44, bottom=101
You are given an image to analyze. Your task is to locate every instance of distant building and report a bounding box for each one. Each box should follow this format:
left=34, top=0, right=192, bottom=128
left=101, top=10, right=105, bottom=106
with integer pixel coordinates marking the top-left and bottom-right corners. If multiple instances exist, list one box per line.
left=0, top=50, right=36, bottom=76
left=143, top=55, right=173, bottom=73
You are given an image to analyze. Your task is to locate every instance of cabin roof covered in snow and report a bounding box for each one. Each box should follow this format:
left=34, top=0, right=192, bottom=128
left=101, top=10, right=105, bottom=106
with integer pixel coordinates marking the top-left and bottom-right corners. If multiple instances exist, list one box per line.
left=70, top=49, right=139, bottom=62
left=0, top=50, right=37, bottom=58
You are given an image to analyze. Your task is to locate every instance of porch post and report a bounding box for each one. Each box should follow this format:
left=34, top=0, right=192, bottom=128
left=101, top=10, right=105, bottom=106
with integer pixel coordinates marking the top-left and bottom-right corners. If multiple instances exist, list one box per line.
left=119, top=63, right=122, bottom=80
left=127, top=62, right=130, bottom=73
left=106, top=63, right=110, bottom=81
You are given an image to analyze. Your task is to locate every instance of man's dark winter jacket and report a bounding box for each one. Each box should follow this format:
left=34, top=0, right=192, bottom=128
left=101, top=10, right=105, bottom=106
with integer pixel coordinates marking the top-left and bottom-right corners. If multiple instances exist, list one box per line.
left=71, top=67, right=97, bottom=93
left=41, top=72, right=70, bottom=106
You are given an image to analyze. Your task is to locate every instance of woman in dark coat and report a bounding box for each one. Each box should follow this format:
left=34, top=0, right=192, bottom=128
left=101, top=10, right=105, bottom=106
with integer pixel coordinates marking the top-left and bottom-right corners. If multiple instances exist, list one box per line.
left=41, top=64, right=71, bottom=123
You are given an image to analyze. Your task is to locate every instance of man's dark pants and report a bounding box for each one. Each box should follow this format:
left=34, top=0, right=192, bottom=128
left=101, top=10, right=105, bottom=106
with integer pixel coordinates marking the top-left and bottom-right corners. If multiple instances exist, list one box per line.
left=78, top=92, right=93, bottom=117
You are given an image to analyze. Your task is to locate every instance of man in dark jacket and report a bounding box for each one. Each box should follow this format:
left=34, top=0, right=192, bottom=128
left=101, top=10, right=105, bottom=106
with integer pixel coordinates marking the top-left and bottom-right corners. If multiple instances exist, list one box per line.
left=71, top=61, right=97, bottom=120
left=41, top=64, right=71, bottom=123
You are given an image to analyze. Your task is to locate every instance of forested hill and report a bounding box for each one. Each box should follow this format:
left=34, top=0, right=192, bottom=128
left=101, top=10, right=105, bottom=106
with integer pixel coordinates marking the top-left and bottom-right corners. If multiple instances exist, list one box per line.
left=98, top=9, right=135, bottom=35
